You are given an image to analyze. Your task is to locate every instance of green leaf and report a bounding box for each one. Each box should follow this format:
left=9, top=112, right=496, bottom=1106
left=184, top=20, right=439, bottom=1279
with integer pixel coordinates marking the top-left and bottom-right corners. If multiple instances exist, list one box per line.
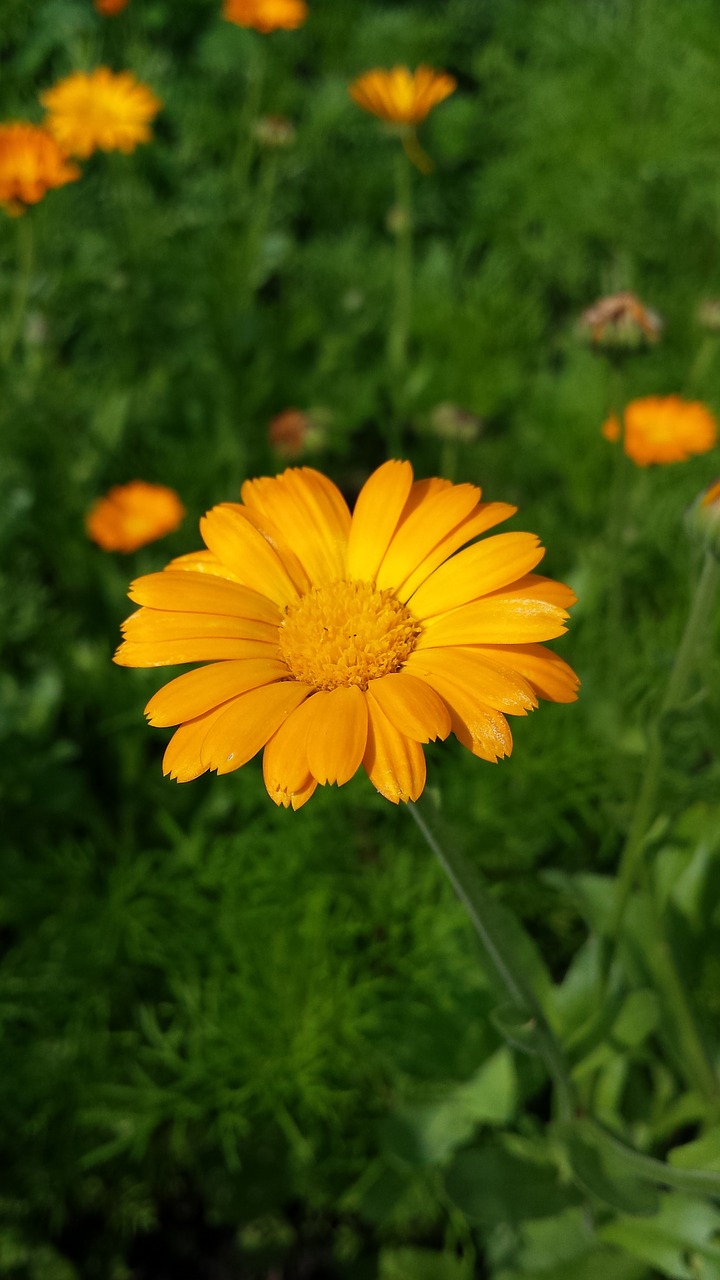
left=445, top=1140, right=579, bottom=1226
left=612, top=989, right=660, bottom=1048
left=560, top=1122, right=659, bottom=1215
left=491, top=1002, right=543, bottom=1054
left=379, top=1248, right=473, bottom=1280
left=670, top=1127, right=720, bottom=1174
left=379, top=1048, right=517, bottom=1166
left=598, top=1193, right=720, bottom=1280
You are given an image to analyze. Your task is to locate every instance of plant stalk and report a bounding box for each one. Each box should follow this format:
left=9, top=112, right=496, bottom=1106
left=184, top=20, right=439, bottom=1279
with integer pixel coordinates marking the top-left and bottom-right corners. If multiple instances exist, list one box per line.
left=2, top=213, right=34, bottom=367
left=387, top=147, right=413, bottom=458
left=408, top=797, right=577, bottom=1121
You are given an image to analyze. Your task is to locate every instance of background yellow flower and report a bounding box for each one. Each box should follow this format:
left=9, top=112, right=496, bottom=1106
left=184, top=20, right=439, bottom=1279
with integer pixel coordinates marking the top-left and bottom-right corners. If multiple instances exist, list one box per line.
left=42, top=68, right=162, bottom=158
left=349, top=66, right=457, bottom=125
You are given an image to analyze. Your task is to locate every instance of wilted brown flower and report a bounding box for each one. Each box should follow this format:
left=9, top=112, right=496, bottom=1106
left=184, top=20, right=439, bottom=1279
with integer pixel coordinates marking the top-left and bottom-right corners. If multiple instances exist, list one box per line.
left=268, top=408, right=327, bottom=459
left=428, top=403, right=483, bottom=444
left=252, top=115, right=296, bottom=148
left=580, top=292, right=662, bottom=350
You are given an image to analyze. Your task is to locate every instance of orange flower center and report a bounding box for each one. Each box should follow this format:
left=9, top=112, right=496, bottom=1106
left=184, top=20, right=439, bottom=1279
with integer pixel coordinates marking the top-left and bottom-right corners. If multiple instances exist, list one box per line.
left=279, top=579, right=420, bottom=691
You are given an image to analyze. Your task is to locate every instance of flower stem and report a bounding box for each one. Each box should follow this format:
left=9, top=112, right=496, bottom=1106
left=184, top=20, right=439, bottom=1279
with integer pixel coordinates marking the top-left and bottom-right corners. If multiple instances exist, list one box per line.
left=408, top=797, right=576, bottom=1122
left=232, top=42, right=266, bottom=197
left=608, top=548, right=720, bottom=1102
left=1, top=213, right=34, bottom=368
left=387, top=147, right=413, bottom=458
left=614, top=548, right=720, bottom=927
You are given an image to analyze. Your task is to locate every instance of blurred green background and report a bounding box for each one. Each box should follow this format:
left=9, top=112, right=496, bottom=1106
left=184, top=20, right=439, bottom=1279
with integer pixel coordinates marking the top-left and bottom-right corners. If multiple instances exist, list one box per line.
left=3, top=0, right=720, bottom=1276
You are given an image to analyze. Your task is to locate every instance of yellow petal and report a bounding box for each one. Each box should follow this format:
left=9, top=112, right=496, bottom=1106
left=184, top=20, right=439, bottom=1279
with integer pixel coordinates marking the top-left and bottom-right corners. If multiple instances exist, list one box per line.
left=305, top=685, right=368, bottom=785
left=120, top=607, right=278, bottom=644
left=363, top=691, right=427, bottom=803
left=115, top=637, right=278, bottom=668
left=375, top=483, right=480, bottom=591
left=200, top=505, right=299, bottom=607
left=407, top=532, right=545, bottom=620
left=368, top=671, right=451, bottom=742
left=129, top=571, right=281, bottom=624
left=413, top=667, right=513, bottom=761
left=162, top=702, right=234, bottom=783
left=417, top=595, right=569, bottom=648
left=405, top=647, right=537, bottom=715
left=144, top=657, right=289, bottom=727
left=396, top=501, right=517, bottom=601
left=477, top=643, right=580, bottom=704
left=346, top=460, right=414, bottom=581
left=241, top=468, right=351, bottom=585
left=262, top=694, right=319, bottom=803
left=200, top=680, right=312, bottom=775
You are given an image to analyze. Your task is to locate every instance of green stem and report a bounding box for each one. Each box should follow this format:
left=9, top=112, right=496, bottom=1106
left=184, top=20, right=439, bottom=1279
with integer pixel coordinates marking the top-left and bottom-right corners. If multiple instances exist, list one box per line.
left=608, top=549, right=720, bottom=1102
left=1, top=213, right=34, bottom=367
left=614, top=549, right=720, bottom=926
left=603, top=363, right=630, bottom=685
left=685, top=334, right=719, bottom=395
left=232, top=43, right=265, bottom=197
left=244, top=149, right=278, bottom=301
left=408, top=798, right=576, bottom=1122
left=387, top=147, right=413, bottom=458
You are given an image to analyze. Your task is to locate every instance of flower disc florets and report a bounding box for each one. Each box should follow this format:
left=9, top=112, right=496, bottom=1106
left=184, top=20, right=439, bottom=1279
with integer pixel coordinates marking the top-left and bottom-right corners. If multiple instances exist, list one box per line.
left=279, top=579, right=420, bottom=690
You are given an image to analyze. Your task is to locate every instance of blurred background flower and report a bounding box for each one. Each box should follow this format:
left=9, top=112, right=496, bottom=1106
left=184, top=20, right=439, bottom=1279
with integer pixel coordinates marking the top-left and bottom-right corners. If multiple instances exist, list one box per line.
left=0, top=122, right=79, bottom=214
left=86, top=481, right=185, bottom=551
left=41, top=69, right=162, bottom=158
left=602, top=395, right=718, bottom=466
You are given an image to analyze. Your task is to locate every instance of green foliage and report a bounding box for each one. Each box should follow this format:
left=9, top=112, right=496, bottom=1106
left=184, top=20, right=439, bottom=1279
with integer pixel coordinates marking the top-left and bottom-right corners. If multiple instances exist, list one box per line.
left=3, top=0, right=720, bottom=1275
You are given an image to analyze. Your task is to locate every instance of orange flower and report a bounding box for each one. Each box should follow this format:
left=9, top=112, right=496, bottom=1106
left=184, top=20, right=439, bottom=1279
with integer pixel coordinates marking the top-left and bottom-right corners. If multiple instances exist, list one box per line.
left=0, top=123, right=80, bottom=215
left=349, top=66, right=456, bottom=126
left=115, top=462, right=578, bottom=808
left=602, top=396, right=718, bottom=467
left=94, top=0, right=128, bottom=13
left=87, top=482, right=185, bottom=553
left=223, top=0, right=308, bottom=33
left=42, top=69, right=162, bottom=159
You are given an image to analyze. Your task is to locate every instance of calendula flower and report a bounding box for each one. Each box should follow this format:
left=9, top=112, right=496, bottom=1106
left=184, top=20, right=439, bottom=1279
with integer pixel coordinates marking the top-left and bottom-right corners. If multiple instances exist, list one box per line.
left=349, top=66, right=456, bottom=126
left=0, top=123, right=80, bottom=215
left=115, top=462, right=578, bottom=808
left=87, top=482, right=185, bottom=553
left=42, top=69, right=162, bottom=159
left=602, top=396, right=718, bottom=467
left=581, top=292, right=662, bottom=350
left=223, top=0, right=308, bottom=33
left=94, top=0, right=129, bottom=14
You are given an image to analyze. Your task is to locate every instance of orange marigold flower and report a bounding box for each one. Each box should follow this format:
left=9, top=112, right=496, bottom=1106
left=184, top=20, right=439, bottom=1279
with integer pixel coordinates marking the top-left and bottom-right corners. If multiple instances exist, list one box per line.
left=41, top=69, right=162, bottom=159
left=581, top=292, right=662, bottom=350
left=94, top=0, right=128, bottom=13
left=602, top=396, right=718, bottom=467
left=0, top=122, right=80, bottom=215
left=87, top=482, right=185, bottom=553
left=115, top=461, right=578, bottom=809
left=223, top=0, right=308, bottom=33
left=349, top=66, right=456, bottom=126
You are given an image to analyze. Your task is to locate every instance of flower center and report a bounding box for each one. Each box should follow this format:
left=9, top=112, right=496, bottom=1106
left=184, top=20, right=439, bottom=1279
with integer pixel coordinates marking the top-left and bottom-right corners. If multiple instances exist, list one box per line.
left=279, top=579, right=421, bottom=691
